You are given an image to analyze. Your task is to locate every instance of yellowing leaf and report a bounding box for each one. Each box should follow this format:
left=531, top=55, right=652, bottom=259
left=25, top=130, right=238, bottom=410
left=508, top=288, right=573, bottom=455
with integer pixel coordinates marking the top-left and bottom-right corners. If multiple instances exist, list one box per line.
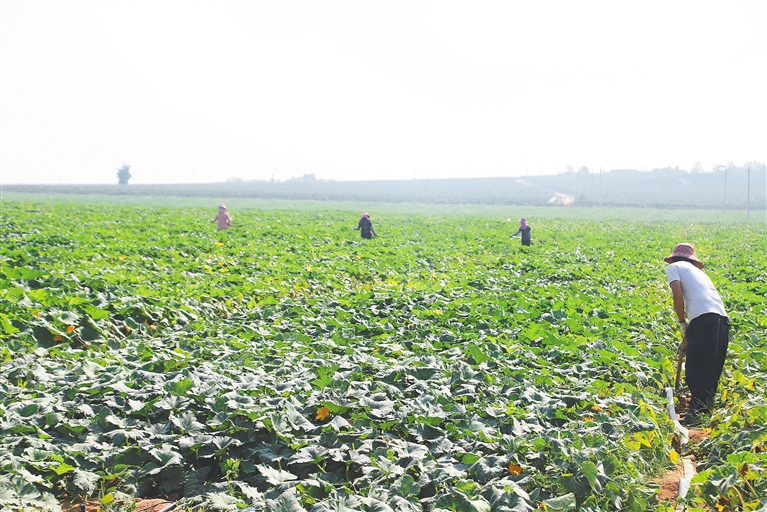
left=669, top=449, right=679, bottom=464
left=591, top=405, right=602, bottom=412
left=316, top=407, right=330, bottom=421
left=53, top=335, right=62, bottom=341
left=101, top=493, right=114, bottom=505
left=118, top=256, right=126, bottom=261
left=508, top=463, right=522, bottom=475
left=584, top=417, right=593, bottom=422
left=214, top=241, right=224, bottom=247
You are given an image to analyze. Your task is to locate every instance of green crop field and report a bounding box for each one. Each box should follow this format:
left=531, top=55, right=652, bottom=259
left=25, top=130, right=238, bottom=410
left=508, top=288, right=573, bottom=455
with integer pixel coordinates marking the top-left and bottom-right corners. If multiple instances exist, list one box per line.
left=1, top=198, right=765, bottom=512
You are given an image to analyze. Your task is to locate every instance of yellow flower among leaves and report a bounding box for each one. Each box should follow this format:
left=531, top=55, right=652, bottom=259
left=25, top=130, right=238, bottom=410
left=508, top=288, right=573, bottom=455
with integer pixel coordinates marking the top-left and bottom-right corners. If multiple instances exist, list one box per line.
left=316, top=407, right=330, bottom=421
left=66, top=325, right=76, bottom=333
left=508, top=463, right=522, bottom=476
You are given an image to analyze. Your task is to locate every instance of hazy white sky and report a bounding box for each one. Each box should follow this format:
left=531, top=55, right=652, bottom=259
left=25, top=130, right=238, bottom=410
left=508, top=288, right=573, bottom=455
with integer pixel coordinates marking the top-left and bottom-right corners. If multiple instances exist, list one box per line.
left=1, top=0, right=765, bottom=184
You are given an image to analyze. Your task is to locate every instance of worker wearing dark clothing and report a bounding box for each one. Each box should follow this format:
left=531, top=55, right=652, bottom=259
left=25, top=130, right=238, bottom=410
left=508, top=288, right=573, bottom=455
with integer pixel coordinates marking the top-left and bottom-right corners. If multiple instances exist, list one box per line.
left=355, top=213, right=377, bottom=239
left=510, top=218, right=531, bottom=246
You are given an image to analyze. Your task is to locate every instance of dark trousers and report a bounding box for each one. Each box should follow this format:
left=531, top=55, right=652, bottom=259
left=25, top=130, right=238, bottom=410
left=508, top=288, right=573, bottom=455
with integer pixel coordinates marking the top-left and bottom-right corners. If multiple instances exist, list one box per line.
left=685, top=313, right=729, bottom=415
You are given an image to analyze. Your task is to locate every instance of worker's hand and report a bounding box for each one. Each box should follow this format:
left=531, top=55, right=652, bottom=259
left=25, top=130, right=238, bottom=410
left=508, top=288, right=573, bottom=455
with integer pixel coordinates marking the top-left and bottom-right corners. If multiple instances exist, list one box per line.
left=677, top=319, right=687, bottom=335
left=676, top=341, right=686, bottom=357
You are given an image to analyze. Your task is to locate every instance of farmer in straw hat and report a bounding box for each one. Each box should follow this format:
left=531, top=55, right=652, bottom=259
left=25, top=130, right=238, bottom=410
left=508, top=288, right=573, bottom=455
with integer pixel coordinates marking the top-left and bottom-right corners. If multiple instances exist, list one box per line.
left=665, top=243, right=729, bottom=423
left=212, top=204, right=231, bottom=231
left=354, top=212, right=377, bottom=239
left=510, top=218, right=531, bottom=246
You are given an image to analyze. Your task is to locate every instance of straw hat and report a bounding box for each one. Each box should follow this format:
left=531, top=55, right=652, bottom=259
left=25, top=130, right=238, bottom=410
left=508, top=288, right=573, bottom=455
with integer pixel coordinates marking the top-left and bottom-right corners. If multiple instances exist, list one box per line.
left=664, top=243, right=704, bottom=269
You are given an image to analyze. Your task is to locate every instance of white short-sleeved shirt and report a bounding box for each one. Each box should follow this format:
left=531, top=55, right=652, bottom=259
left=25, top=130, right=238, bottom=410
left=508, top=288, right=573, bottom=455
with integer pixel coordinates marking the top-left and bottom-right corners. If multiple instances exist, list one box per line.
left=666, top=261, right=727, bottom=321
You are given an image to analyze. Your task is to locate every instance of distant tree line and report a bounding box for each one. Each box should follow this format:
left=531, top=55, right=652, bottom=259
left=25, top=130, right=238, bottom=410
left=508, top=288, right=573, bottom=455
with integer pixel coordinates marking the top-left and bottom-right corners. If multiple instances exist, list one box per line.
left=5, top=165, right=765, bottom=210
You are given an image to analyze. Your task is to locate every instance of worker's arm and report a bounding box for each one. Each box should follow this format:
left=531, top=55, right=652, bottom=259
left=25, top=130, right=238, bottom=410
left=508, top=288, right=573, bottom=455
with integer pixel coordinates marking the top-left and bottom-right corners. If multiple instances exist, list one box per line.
left=510, top=229, right=520, bottom=237
left=669, top=280, right=686, bottom=322
left=669, top=279, right=688, bottom=353
left=669, top=279, right=690, bottom=337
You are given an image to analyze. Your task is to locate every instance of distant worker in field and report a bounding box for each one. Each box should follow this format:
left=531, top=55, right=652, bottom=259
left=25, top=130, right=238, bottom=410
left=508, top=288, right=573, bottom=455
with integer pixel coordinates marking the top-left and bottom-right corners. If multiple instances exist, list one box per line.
left=665, top=243, right=729, bottom=424
left=355, top=212, right=377, bottom=239
left=510, top=217, right=531, bottom=246
left=212, top=204, right=231, bottom=231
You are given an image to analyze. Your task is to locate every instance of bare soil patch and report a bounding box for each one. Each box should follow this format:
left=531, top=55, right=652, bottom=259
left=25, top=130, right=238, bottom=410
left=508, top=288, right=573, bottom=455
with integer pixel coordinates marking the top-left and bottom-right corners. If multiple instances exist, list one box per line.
left=62, top=497, right=182, bottom=512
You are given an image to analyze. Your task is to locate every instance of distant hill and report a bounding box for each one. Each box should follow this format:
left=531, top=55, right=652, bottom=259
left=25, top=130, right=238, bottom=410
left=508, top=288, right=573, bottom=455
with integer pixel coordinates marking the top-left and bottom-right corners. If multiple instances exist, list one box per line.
left=4, top=166, right=765, bottom=209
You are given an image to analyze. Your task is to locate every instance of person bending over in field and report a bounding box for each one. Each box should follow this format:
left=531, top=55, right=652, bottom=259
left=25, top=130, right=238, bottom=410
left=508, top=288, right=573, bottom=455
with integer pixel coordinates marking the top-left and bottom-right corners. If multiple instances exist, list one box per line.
left=665, top=243, right=729, bottom=424
left=510, top=218, right=531, bottom=246
left=212, top=204, right=231, bottom=231
left=355, top=213, right=377, bottom=239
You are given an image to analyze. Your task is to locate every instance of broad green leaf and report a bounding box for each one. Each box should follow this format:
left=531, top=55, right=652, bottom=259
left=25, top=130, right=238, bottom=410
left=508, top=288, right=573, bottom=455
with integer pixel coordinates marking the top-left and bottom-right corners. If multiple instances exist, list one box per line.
left=321, top=401, right=350, bottom=414
left=284, top=402, right=315, bottom=431
left=311, top=375, right=334, bottom=389
left=56, top=311, right=80, bottom=324
left=256, top=464, right=298, bottom=485
left=390, top=474, right=420, bottom=497
left=171, top=411, right=205, bottom=433
left=0, top=315, right=19, bottom=334
left=17, top=403, right=40, bottom=418
left=205, top=492, right=243, bottom=511
left=72, top=470, right=100, bottom=493
left=541, top=493, right=576, bottom=511
left=18, top=268, right=45, bottom=280
left=434, top=491, right=491, bottom=512
left=52, top=462, right=76, bottom=475
left=467, top=343, right=489, bottom=364
left=255, top=443, right=293, bottom=463
left=83, top=304, right=110, bottom=320
left=580, top=460, right=598, bottom=490
left=262, top=490, right=305, bottom=512
left=167, top=377, right=194, bottom=396
left=140, top=447, right=184, bottom=475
